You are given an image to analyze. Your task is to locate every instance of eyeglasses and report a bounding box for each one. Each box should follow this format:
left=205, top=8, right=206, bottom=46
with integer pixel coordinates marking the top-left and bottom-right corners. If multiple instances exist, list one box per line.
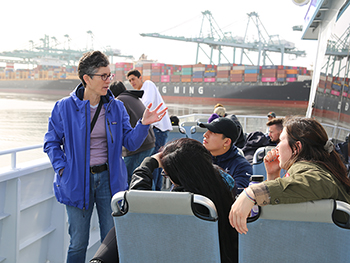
left=90, top=73, right=115, bottom=81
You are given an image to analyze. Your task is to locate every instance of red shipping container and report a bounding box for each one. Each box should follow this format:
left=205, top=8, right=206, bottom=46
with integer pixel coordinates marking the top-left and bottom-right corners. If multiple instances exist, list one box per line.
left=262, top=77, right=276, bottom=82
left=204, top=78, right=216, bottom=82
left=262, top=72, right=276, bottom=77
left=217, top=72, right=230, bottom=78
left=161, top=75, right=170, bottom=82
left=151, top=76, right=160, bottom=82
left=143, top=63, right=152, bottom=69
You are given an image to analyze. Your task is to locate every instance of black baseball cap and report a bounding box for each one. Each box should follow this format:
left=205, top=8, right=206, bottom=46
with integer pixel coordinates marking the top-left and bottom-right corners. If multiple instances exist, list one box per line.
left=199, top=117, right=238, bottom=142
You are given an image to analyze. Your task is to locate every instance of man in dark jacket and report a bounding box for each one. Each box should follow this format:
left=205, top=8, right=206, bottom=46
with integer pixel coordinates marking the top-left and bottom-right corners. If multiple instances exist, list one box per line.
left=200, top=117, right=252, bottom=193
left=335, top=134, right=350, bottom=176
left=110, top=81, right=155, bottom=185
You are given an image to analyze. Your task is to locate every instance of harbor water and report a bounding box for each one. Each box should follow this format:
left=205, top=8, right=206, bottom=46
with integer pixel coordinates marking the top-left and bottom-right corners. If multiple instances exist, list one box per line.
left=0, top=91, right=307, bottom=168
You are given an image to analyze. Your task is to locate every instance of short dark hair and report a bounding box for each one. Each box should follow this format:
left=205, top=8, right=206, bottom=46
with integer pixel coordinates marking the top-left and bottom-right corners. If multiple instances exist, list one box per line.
left=127, top=69, right=141, bottom=78
left=109, top=81, right=126, bottom=98
left=266, top=117, right=284, bottom=131
left=78, top=51, right=109, bottom=87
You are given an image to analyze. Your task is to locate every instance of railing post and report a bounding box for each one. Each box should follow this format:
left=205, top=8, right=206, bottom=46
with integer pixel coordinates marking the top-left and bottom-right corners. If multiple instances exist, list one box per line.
left=11, top=152, right=16, bottom=170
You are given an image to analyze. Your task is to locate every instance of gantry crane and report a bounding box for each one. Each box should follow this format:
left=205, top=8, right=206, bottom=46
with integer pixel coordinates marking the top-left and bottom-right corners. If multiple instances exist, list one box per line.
left=140, top=11, right=306, bottom=66
left=0, top=32, right=134, bottom=67
left=322, top=24, right=350, bottom=79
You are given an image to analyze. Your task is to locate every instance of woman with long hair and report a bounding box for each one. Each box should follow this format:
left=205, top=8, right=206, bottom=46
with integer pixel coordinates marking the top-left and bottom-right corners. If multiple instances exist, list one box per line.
left=229, top=116, right=350, bottom=235
left=90, top=138, right=238, bottom=263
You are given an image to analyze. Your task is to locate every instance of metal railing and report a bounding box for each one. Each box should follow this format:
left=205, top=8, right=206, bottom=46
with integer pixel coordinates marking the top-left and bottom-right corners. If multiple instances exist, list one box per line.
left=0, top=144, right=43, bottom=170
left=0, top=146, right=100, bottom=263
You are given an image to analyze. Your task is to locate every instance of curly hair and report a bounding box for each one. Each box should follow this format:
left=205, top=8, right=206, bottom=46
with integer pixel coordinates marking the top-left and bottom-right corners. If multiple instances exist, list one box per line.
left=78, top=51, right=109, bottom=87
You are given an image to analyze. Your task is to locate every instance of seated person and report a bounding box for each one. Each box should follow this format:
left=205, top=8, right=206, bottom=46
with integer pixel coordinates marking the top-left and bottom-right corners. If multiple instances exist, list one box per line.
left=266, top=117, right=284, bottom=144
left=170, top=115, right=179, bottom=126
left=229, top=116, right=350, bottom=234
left=267, top=111, right=276, bottom=121
left=227, top=114, right=246, bottom=149
left=242, top=131, right=271, bottom=164
left=90, top=138, right=238, bottom=263
left=207, top=113, right=246, bottom=149
left=200, top=117, right=252, bottom=193
left=335, top=134, right=350, bottom=175
left=214, top=106, right=226, bottom=117
left=242, top=117, right=282, bottom=164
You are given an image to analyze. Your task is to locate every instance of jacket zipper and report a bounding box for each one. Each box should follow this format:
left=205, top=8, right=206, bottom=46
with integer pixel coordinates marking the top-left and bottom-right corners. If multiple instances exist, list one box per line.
left=106, top=104, right=113, bottom=195
left=106, top=99, right=114, bottom=143
left=107, top=119, right=114, bottom=143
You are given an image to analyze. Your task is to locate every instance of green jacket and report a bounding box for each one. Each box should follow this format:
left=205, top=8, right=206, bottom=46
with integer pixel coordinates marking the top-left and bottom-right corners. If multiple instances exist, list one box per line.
left=252, top=161, right=350, bottom=205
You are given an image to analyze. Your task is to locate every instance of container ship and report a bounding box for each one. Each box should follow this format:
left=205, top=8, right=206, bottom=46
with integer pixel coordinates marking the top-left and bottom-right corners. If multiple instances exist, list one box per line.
left=0, top=61, right=312, bottom=109
left=1, top=61, right=349, bottom=123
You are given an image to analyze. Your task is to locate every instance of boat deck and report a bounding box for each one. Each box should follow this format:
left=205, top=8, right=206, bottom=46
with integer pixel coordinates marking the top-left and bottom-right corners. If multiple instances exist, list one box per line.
left=1, top=114, right=349, bottom=263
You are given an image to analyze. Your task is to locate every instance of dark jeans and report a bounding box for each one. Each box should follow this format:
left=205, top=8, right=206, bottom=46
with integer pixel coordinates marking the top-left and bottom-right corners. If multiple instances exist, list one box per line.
left=152, top=127, right=169, bottom=190
left=66, top=170, right=114, bottom=263
left=123, top=148, right=154, bottom=185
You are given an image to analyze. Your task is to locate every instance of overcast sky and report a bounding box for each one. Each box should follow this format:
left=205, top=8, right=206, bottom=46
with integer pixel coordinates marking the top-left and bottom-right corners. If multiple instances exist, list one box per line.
left=0, top=0, right=318, bottom=69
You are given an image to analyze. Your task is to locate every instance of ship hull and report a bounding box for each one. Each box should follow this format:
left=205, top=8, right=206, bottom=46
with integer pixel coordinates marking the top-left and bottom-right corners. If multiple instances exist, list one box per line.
left=0, top=79, right=80, bottom=96
left=1, top=78, right=350, bottom=128
left=0, top=79, right=311, bottom=108
left=156, top=80, right=311, bottom=108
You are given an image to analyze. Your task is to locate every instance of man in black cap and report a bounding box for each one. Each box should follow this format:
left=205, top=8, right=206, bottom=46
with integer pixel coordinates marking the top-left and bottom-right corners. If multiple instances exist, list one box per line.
left=200, top=117, right=252, bottom=193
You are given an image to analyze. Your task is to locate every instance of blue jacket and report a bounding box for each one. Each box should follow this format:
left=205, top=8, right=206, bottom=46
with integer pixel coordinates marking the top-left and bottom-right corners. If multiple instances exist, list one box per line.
left=44, top=83, right=150, bottom=209
left=212, top=146, right=252, bottom=193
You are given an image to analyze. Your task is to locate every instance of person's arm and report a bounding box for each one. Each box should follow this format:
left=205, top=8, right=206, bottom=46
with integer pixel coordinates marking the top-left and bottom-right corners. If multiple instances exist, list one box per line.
left=129, top=155, right=160, bottom=190
left=43, top=101, right=66, bottom=175
left=262, top=164, right=337, bottom=204
left=229, top=162, right=338, bottom=234
left=228, top=186, right=257, bottom=234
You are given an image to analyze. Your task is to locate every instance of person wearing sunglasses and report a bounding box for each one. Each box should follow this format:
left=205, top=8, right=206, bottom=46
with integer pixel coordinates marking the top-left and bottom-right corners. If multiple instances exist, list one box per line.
left=90, top=138, right=239, bottom=263
left=44, top=51, right=168, bottom=263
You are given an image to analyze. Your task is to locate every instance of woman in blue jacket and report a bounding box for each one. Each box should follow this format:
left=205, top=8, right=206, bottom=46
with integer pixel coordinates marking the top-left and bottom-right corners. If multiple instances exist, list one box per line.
left=43, top=51, right=167, bottom=263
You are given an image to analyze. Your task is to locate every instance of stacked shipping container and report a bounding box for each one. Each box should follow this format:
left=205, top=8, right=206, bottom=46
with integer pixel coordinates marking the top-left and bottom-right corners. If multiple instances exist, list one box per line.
left=0, top=62, right=312, bottom=85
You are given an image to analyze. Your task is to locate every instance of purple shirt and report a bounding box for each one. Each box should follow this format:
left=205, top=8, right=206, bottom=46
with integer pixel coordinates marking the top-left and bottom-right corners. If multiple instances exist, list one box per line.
left=90, top=104, right=108, bottom=166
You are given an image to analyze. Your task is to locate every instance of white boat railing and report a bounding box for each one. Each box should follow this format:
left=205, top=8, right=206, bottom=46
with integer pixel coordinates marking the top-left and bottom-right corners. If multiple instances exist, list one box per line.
left=178, top=114, right=268, bottom=134
left=178, top=113, right=350, bottom=141
left=0, top=144, right=43, bottom=170
left=0, top=145, right=100, bottom=263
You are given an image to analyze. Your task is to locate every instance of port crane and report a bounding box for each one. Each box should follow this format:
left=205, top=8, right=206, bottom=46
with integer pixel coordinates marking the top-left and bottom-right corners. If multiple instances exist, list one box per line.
left=323, top=24, right=350, bottom=79
left=140, top=11, right=306, bottom=66
left=0, top=32, right=134, bottom=68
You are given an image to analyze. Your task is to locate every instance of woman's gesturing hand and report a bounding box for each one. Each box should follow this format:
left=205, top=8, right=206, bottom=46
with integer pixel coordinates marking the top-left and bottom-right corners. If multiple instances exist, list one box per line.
left=141, top=103, right=168, bottom=125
